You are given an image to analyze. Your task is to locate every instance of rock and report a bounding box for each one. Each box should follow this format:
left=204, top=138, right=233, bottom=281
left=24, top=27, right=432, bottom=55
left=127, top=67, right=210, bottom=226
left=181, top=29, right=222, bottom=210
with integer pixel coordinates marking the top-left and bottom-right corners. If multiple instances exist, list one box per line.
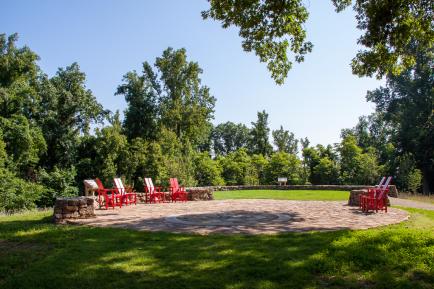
left=186, top=189, right=214, bottom=201
left=53, top=196, right=96, bottom=223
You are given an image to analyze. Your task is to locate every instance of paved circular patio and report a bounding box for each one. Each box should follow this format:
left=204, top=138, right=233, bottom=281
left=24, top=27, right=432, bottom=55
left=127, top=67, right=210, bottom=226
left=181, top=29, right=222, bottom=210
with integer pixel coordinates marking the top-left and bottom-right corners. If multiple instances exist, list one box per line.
left=72, top=200, right=409, bottom=234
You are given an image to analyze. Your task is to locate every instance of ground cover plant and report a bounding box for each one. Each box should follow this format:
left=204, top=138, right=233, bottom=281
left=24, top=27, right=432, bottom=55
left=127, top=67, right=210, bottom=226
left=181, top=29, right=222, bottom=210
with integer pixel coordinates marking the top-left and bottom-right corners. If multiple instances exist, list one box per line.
left=0, top=205, right=432, bottom=289
left=214, top=190, right=349, bottom=201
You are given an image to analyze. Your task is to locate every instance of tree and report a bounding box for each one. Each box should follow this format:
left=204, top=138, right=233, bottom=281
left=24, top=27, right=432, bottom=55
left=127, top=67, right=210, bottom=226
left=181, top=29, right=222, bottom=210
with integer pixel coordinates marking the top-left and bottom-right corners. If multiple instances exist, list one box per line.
left=37, top=63, right=106, bottom=169
left=156, top=48, right=216, bottom=148
left=218, top=148, right=258, bottom=185
left=366, top=47, right=433, bottom=193
left=249, top=110, right=272, bottom=156
left=116, top=62, right=159, bottom=141
left=272, top=125, right=298, bottom=154
left=312, top=157, right=340, bottom=185
left=0, top=115, right=46, bottom=177
left=204, top=1, right=433, bottom=83
left=266, top=152, right=303, bottom=184
left=333, top=0, right=433, bottom=78
left=211, top=121, right=250, bottom=155
left=0, top=33, right=39, bottom=88
left=194, top=152, right=224, bottom=186
left=338, top=135, right=381, bottom=185
left=203, top=0, right=312, bottom=85
left=94, top=112, right=130, bottom=186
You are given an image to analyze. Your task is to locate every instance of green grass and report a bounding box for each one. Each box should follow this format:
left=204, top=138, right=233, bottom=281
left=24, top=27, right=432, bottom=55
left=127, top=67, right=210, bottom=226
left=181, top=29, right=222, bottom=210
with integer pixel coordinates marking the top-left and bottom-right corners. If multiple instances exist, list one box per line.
left=399, top=193, right=434, bottom=205
left=0, top=207, right=433, bottom=289
left=214, top=190, right=349, bottom=201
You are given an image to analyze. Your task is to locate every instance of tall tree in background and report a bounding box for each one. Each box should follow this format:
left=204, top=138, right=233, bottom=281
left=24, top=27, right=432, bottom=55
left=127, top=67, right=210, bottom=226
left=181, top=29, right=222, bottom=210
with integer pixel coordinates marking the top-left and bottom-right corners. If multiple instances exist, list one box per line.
left=249, top=110, right=272, bottom=156
left=211, top=121, right=250, bottom=155
left=272, top=125, right=298, bottom=154
left=116, top=62, right=159, bottom=141
left=36, top=63, right=106, bottom=169
left=156, top=48, right=216, bottom=148
left=366, top=47, right=434, bottom=193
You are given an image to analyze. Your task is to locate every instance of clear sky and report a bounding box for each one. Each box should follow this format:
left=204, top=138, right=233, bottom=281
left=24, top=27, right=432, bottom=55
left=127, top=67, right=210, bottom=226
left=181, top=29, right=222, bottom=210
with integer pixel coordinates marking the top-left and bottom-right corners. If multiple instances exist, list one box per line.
left=2, top=0, right=383, bottom=146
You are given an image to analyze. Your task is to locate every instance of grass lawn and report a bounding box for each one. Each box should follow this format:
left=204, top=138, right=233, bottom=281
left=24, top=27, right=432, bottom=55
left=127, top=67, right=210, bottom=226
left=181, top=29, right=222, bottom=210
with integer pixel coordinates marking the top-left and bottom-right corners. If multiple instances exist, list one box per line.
left=1, top=206, right=433, bottom=289
left=214, top=189, right=349, bottom=201
left=399, top=193, right=434, bottom=205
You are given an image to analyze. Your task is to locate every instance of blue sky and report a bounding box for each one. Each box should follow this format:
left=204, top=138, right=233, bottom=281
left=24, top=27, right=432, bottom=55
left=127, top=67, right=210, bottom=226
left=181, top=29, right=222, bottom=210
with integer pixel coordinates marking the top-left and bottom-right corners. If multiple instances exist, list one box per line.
left=2, top=0, right=383, bottom=146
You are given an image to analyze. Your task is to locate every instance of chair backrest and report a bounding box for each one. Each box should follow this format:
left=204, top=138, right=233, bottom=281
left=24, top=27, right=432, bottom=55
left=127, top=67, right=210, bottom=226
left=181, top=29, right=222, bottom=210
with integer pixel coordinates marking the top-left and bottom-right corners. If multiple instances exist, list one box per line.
left=144, top=178, right=154, bottom=191
left=170, top=178, right=178, bottom=190
left=113, top=178, right=125, bottom=194
left=95, top=178, right=105, bottom=190
left=377, top=176, right=392, bottom=199
left=376, top=176, right=386, bottom=188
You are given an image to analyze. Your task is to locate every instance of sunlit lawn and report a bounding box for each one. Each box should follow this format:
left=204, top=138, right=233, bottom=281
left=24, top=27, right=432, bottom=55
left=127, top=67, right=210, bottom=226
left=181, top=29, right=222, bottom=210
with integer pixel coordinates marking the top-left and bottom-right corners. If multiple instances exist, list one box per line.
left=0, top=206, right=433, bottom=288
left=214, top=190, right=349, bottom=201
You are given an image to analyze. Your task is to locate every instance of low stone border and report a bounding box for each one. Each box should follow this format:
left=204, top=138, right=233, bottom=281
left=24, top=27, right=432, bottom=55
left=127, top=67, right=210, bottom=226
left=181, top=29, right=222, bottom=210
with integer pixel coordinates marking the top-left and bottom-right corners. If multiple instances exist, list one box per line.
left=53, top=197, right=95, bottom=223
left=187, top=185, right=398, bottom=198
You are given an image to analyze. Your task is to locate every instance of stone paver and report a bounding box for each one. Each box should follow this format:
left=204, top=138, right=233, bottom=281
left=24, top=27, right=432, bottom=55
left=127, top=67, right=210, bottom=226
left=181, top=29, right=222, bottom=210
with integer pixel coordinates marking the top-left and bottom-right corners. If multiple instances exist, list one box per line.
left=70, top=200, right=409, bottom=235
left=390, top=197, right=434, bottom=211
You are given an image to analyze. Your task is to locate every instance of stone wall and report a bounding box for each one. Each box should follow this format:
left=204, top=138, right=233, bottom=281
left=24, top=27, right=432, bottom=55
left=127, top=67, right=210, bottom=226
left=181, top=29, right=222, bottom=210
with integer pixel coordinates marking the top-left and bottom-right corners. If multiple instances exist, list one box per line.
left=187, top=184, right=398, bottom=196
left=53, top=197, right=95, bottom=223
left=186, top=189, right=214, bottom=201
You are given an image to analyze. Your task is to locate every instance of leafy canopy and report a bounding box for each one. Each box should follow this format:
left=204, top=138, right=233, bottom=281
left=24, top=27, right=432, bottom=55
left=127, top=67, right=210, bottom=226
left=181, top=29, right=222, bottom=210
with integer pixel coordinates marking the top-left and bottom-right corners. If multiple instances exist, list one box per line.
left=204, top=1, right=433, bottom=83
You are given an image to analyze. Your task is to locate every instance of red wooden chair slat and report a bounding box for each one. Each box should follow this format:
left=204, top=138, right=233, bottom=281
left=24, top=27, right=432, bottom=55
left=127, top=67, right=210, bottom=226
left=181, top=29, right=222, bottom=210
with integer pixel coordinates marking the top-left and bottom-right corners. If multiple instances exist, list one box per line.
left=169, top=178, right=187, bottom=202
left=95, top=178, right=122, bottom=209
left=359, top=176, right=386, bottom=209
left=361, top=176, right=391, bottom=213
left=144, top=178, right=165, bottom=203
left=113, top=178, right=137, bottom=206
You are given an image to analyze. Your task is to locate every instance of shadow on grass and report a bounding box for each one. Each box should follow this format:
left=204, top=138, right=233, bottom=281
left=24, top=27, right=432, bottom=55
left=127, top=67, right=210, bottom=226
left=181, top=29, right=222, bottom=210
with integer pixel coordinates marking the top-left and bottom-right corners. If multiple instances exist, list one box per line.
left=0, top=213, right=433, bottom=289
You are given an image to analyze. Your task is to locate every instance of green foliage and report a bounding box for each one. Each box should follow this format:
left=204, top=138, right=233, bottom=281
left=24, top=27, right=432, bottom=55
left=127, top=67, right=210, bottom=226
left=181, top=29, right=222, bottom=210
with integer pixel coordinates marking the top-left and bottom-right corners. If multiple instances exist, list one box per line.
left=366, top=48, right=434, bottom=192
left=272, top=125, right=298, bottom=154
left=0, top=33, right=39, bottom=87
left=202, top=0, right=312, bottom=84
left=0, top=168, right=44, bottom=213
left=249, top=110, right=273, bottom=156
left=36, top=166, right=79, bottom=207
left=116, top=62, right=159, bottom=141
left=94, top=112, right=130, bottom=186
left=333, top=0, right=434, bottom=78
left=312, top=157, right=340, bottom=185
left=266, top=152, right=303, bottom=184
left=37, top=63, right=106, bottom=169
left=218, top=148, right=258, bottom=185
left=156, top=48, right=216, bottom=148
left=339, top=136, right=381, bottom=185
left=407, top=169, right=423, bottom=194
left=0, top=115, right=46, bottom=176
left=193, top=152, right=224, bottom=186
left=211, top=121, right=250, bottom=155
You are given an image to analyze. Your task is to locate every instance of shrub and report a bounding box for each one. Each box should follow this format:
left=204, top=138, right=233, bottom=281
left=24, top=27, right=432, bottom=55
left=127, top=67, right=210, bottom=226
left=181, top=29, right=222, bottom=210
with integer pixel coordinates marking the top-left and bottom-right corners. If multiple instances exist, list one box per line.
left=407, top=169, right=422, bottom=193
left=36, top=166, right=79, bottom=207
left=0, top=168, right=45, bottom=213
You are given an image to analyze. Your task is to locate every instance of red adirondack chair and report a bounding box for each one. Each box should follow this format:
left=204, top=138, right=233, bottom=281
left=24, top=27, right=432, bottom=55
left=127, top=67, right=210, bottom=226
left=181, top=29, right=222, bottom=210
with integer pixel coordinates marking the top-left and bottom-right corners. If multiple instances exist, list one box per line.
left=169, top=178, right=187, bottom=202
left=362, top=176, right=392, bottom=213
left=113, top=177, right=137, bottom=205
left=144, top=178, right=165, bottom=203
left=359, top=176, right=386, bottom=209
left=95, top=178, right=122, bottom=209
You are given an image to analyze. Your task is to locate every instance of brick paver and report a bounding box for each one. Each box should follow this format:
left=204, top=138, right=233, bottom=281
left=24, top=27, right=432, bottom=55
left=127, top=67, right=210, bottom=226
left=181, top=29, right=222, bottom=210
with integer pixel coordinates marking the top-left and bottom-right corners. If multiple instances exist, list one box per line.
left=71, top=200, right=409, bottom=235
